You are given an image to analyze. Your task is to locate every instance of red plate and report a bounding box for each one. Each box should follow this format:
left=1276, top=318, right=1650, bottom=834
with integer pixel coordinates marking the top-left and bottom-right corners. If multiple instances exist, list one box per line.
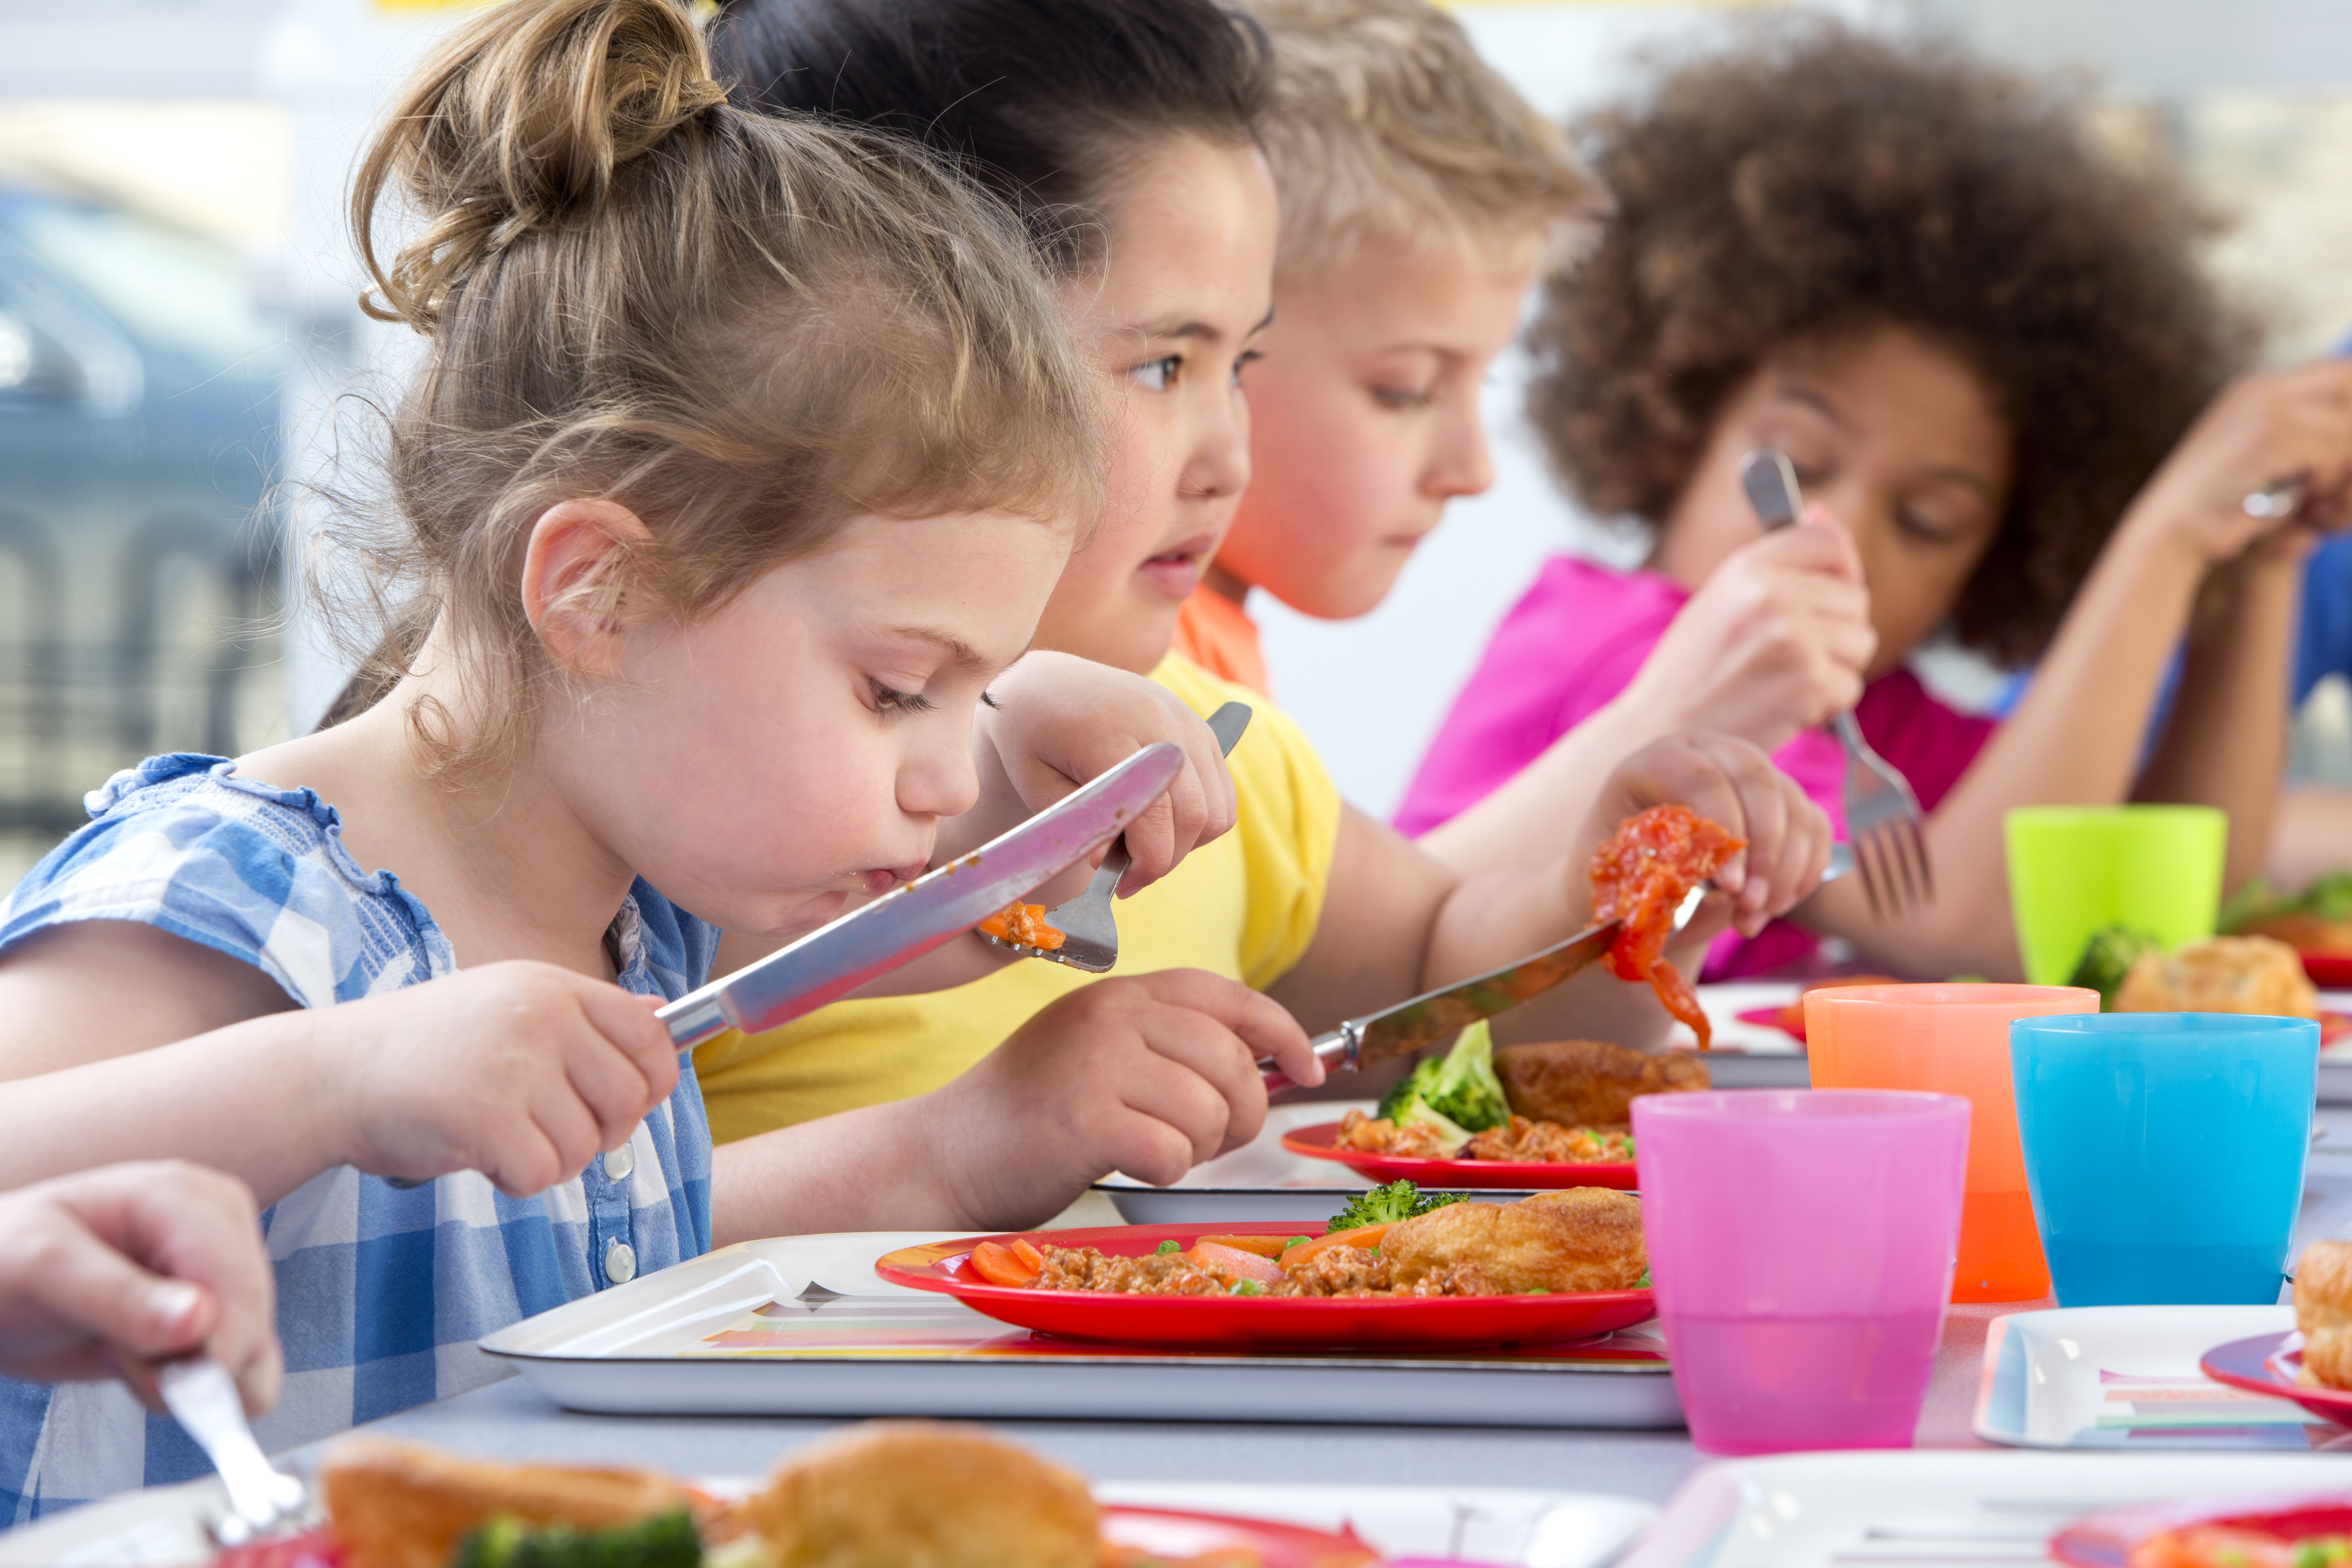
left=2303, top=952, right=2352, bottom=988
left=875, top=1221, right=1656, bottom=1350
left=1279, top=1121, right=1638, bottom=1191
left=2050, top=1489, right=2352, bottom=1567
left=2201, top=1331, right=2352, bottom=1427
left=1101, top=1505, right=1378, bottom=1567
left=1738, top=1004, right=1805, bottom=1044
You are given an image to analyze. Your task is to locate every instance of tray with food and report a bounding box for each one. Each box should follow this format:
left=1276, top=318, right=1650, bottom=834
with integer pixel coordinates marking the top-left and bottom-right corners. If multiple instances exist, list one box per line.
left=0, top=1425, right=1660, bottom=1568
left=1279, top=1033, right=1700, bottom=1189
left=477, top=1224, right=1678, bottom=1427
left=2196, top=1236, right=2352, bottom=1429
left=1618, top=1451, right=2352, bottom=1568
left=2052, top=1489, right=2352, bottom=1568
left=1970, top=1304, right=2333, bottom=1450
left=0, top=1423, right=1406, bottom=1568
left=877, top=1187, right=1655, bottom=1350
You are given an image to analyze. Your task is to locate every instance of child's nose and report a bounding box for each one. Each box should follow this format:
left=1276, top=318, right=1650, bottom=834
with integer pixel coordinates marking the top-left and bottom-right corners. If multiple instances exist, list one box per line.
left=900, top=730, right=980, bottom=821
left=1185, top=386, right=1252, bottom=500
left=1428, top=411, right=1495, bottom=499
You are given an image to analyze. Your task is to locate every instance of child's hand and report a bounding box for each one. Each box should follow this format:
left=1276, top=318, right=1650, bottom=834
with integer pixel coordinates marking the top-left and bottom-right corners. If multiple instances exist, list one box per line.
left=921, top=970, right=1319, bottom=1228
left=0, top=1161, right=281, bottom=1416
left=2129, top=359, right=2352, bottom=563
left=1583, top=733, right=1834, bottom=939
left=957, top=651, right=1240, bottom=897
left=321, top=963, right=677, bottom=1198
left=1619, top=510, right=1878, bottom=752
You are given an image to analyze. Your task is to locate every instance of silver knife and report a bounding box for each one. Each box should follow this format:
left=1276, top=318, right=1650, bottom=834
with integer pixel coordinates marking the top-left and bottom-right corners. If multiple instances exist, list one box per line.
left=383, top=744, right=1188, bottom=1189
left=1260, top=845, right=1857, bottom=1089
left=659, top=740, right=1186, bottom=1050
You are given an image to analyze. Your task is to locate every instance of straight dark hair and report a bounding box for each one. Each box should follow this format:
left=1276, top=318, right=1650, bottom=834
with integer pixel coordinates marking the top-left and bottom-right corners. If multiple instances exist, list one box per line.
left=714, top=0, right=1270, bottom=274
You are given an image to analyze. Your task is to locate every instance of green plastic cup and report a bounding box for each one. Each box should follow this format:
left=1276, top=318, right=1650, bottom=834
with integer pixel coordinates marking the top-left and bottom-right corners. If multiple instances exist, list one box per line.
left=2003, top=806, right=2227, bottom=985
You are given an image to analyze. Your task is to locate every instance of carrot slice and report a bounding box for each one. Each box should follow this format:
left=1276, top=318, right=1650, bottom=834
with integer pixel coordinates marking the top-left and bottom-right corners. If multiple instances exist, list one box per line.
left=1278, top=1222, right=1394, bottom=1269
left=968, top=1239, right=1041, bottom=1287
left=1188, top=1241, right=1283, bottom=1286
left=1193, top=1234, right=1294, bottom=1259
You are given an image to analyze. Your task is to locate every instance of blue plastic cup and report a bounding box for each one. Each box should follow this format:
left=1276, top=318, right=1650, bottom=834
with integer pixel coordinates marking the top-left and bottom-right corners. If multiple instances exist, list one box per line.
left=2009, top=1012, right=2317, bottom=1306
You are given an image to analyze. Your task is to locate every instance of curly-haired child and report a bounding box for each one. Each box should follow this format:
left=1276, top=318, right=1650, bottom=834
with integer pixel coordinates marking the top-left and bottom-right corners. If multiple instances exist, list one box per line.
left=1399, top=22, right=2352, bottom=979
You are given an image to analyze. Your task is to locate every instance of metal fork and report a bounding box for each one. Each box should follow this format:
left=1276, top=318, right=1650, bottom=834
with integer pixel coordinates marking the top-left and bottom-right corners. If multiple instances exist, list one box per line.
left=159, top=1355, right=309, bottom=1545
left=981, top=701, right=1252, bottom=972
left=1739, top=448, right=1935, bottom=921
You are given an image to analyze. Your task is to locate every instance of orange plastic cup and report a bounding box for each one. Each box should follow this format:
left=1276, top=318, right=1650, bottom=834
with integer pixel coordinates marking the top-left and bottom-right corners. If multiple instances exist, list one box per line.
left=1805, top=983, right=2097, bottom=1302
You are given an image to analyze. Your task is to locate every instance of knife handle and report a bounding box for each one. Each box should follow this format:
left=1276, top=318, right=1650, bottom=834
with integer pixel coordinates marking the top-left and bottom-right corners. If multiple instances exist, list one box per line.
left=1258, top=1026, right=1357, bottom=1093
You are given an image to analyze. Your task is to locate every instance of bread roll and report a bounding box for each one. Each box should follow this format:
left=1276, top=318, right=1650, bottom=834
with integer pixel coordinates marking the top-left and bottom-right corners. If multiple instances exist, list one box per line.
left=1383, top=1188, right=1647, bottom=1294
left=2112, top=935, right=2319, bottom=1019
left=319, top=1437, right=692, bottom=1568
left=1495, top=1039, right=1707, bottom=1128
left=2296, top=1238, right=2352, bottom=1390
left=744, top=1421, right=1098, bottom=1568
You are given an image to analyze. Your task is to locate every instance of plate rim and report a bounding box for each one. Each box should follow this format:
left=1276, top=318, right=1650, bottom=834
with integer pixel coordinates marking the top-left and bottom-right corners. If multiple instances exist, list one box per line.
left=1279, top=1120, right=1640, bottom=1186
left=2049, top=1485, right=2352, bottom=1568
left=2202, top=1329, right=2352, bottom=1422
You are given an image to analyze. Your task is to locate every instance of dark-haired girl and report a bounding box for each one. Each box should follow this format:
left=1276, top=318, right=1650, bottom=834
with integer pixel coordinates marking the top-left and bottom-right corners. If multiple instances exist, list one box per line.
left=1398, top=23, right=2352, bottom=980
left=696, top=0, right=1834, bottom=1143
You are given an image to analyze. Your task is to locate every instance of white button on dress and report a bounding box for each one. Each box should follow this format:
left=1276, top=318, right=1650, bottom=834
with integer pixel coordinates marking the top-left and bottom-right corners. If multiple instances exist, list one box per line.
left=603, top=1143, right=635, bottom=1182
left=603, top=1239, right=637, bottom=1285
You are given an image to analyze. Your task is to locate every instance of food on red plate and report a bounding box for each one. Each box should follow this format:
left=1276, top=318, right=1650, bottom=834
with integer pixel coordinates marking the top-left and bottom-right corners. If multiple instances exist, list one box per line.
left=1334, top=1106, right=1632, bottom=1164
left=1019, top=1188, right=1645, bottom=1299
left=1589, top=806, right=1744, bottom=1049
left=1494, top=1039, right=1708, bottom=1125
left=318, top=1437, right=702, bottom=1568
left=2227, top=871, right=2352, bottom=956
left=231, top=1424, right=1297, bottom=1568
left=2298, top=1238, right=2352, bottom=1391
left=2112, top=935, right=2320, bottom=1020
left=976, top=900, right=1065, bottom=951
left=745, top=1422, right=1100, bottom=1568
left=1463, top=1116, right=1634, bottom=1164
left=1769, top=976, right=1904, bottom=1036
left=2127, top=1524, right=2352, bottom=1568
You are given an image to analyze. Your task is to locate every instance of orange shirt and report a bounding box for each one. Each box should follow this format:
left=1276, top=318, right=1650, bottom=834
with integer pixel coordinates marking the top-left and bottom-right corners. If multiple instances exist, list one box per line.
left=1171, top=587, right=1269, bottom=696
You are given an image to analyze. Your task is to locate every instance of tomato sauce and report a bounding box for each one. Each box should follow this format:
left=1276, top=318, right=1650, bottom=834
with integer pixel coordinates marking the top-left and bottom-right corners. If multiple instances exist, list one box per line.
left=978, top=901, right=1067, bottom=951
left=1589, top=805, right=1744, bottom=1049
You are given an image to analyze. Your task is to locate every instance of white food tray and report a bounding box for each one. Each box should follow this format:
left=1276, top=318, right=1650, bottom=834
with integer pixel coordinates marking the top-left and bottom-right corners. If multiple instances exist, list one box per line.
left=1970, top=1303, right=2339, bottom=1450
left=1621, top=1450, right=2352, bottom=1568
left=0, top=1475, right=1656, bottom=1568
left=476, top=1230, right=1682, bottom=1428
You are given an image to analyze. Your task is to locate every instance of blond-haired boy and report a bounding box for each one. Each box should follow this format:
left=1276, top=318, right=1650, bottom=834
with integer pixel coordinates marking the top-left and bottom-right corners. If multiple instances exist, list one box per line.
left=1172, top=0, right=1591, bottom=692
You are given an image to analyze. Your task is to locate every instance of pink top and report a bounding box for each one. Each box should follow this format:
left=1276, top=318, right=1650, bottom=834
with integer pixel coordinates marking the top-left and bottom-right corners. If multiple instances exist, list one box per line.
left=1396, top=556, right=1996, bottom=978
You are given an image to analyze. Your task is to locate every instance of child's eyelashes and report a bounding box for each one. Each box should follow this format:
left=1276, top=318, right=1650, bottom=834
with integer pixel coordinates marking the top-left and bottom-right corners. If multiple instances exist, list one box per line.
left=1130, top=354, right=1184, bottom=392
left=1372, top=383, right=1438, bottom=412
left=1231, top=348, right=1264, bottom=386
left=869, top=679, right=936, bottom=715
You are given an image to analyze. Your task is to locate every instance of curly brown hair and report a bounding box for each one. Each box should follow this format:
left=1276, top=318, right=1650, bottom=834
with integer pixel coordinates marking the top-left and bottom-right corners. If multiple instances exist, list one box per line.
left=1528, top=21, right=2249, bottom=665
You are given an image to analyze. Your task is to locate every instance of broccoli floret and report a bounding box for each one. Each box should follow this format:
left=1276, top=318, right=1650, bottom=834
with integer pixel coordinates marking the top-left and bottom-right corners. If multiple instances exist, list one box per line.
left=2307, top=872, right=2352, bottom=924
left=451, top=1510, right=700, bottom=1568
left=1326, top=1179, right=1465, bottom=1234
left=1422, top=1022, right=1508, bottom=1132
left=1375, top=1023, right=1509, bottom=1136
left=2065, top=923, right=2162, bottom=1009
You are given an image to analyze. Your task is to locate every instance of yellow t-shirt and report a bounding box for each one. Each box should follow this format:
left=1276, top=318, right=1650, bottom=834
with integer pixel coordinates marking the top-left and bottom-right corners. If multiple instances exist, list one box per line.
left=692, top=655, right=1345, bottom=1142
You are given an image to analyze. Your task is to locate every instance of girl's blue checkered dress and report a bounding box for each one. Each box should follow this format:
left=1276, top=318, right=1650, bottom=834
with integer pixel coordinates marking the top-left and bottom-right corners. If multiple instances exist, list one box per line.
left=0, top=755, right=717, bottom=1520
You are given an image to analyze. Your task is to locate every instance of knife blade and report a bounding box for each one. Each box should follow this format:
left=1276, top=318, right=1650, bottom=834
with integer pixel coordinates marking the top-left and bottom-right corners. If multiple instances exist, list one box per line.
left=659, top=741, right=1185, bottom=1051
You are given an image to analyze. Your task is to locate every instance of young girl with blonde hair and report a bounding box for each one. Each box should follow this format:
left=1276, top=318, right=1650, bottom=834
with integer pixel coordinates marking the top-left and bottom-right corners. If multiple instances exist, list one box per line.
left=0, top=0, right=1315, bottom=1513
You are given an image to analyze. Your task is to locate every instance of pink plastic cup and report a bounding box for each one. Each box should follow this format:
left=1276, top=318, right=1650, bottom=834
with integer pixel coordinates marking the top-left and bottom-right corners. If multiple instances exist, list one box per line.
left=1632, top=1088, right=1970, bottom=1455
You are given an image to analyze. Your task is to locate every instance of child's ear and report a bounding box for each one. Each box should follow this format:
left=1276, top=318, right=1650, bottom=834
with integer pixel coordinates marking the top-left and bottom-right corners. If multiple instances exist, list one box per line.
left=520, top=499, right=656, bottom=678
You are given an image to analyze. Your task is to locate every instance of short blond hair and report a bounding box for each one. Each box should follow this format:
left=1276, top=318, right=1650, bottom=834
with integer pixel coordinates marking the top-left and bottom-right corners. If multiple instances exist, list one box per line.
left=1245, top=0, right=1591, bottom=273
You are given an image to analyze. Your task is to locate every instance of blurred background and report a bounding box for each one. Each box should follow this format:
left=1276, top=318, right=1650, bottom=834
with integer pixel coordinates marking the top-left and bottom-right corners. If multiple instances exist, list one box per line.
left=0, top=0, right=2348, bottom=886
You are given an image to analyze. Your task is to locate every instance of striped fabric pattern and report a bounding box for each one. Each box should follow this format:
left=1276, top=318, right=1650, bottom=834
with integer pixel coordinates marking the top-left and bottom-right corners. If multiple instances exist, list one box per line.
left=0, top=755, right=715, bottom=1521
